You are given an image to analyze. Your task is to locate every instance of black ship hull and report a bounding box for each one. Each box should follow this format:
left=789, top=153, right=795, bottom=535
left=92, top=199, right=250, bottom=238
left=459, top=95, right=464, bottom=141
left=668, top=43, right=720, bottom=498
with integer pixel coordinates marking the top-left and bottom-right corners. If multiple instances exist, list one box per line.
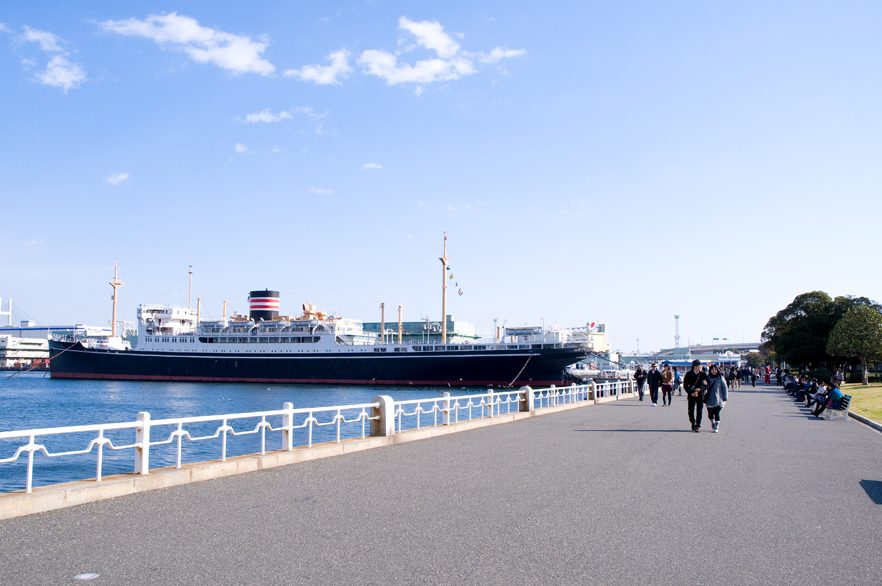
left=49, top=341, right=588, bottom=387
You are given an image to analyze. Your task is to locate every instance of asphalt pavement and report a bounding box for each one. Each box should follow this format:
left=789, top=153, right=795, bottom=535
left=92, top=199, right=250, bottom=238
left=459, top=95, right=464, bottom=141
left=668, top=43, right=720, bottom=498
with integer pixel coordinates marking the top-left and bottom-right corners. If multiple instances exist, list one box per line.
left=2, top=384, right=881, bottom=585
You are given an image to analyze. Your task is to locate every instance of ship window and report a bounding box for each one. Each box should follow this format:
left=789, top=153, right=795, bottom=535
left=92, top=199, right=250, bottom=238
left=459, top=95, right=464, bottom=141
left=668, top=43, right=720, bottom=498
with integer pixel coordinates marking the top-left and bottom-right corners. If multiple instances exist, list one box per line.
left=249, top=338, right=258, bottom=344
left=447, top=346, right=458, bottom=351
left=198, top=337, right=206, bottom=343
left=475, top=346, right=486, bottom=350
left=308, top=336, right=319, bottom=343
left=280, top=337, right=289, bottom=343
left=268, top=337, right=279, bottom=343
left=532, top=344, right=542, bottom=349
left=258, top=337, right=268, bottom=343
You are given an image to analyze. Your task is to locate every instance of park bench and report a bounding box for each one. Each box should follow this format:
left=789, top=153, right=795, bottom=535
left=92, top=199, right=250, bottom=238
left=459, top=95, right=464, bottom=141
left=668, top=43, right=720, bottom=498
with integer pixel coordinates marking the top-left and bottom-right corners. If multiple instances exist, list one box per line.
left=824, top=395, right=852, bottom=421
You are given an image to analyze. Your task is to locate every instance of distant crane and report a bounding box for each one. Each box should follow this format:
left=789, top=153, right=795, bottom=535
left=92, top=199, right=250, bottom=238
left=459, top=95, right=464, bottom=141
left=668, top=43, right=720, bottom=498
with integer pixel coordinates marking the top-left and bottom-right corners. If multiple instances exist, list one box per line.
left=674, top=315, right=680, bottom=349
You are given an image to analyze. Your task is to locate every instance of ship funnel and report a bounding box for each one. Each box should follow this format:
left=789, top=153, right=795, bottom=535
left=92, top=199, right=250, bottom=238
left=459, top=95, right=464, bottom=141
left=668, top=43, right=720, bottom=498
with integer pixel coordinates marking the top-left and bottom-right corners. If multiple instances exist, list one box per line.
left=249, top=290, right=280, bottom=321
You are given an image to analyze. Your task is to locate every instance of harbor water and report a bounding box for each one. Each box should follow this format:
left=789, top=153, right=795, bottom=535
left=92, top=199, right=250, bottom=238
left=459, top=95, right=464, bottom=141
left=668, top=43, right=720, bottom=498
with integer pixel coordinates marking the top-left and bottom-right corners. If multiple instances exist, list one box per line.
left=0, top=373, right=488, bottom=492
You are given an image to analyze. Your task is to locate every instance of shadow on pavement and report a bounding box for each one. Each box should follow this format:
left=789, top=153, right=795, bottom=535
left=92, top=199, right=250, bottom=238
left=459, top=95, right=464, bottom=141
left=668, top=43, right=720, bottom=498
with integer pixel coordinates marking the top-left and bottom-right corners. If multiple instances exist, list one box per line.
left=573, top=429, right=693, bottom=433
left=860, top=480, right=882, bottom=504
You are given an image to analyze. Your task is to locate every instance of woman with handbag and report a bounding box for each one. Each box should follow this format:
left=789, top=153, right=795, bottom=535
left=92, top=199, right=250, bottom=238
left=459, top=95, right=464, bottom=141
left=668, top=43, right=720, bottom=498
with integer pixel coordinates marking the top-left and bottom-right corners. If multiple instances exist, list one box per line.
left=705, top=364, right=729, bottom=433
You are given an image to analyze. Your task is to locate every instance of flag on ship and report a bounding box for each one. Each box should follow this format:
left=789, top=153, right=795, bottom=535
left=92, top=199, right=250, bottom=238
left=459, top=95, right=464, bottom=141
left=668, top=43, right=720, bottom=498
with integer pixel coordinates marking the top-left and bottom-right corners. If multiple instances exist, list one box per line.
left=458, top=288, right=463, bottom=296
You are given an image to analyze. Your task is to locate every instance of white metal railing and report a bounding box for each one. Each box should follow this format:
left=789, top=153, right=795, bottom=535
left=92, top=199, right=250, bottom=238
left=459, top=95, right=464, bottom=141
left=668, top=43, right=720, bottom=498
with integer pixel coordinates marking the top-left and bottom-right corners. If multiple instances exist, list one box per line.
left=392, top=389, right=525, bottom=432
left=0, top=401, right=379, bottom=494
left=0, top=380, right=638, bottom=494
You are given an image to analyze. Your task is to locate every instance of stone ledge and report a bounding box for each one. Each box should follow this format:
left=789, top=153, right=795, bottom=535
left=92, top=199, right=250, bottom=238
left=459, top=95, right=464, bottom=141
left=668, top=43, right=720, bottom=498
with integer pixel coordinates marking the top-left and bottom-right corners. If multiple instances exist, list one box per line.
left=0, top=396, right=606, bottom=520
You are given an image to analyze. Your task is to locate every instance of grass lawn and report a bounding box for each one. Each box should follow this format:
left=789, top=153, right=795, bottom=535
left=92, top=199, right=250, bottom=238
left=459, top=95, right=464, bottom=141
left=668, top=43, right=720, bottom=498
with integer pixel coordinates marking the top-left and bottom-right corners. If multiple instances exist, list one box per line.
left=841, top=382, right=882, bottom=422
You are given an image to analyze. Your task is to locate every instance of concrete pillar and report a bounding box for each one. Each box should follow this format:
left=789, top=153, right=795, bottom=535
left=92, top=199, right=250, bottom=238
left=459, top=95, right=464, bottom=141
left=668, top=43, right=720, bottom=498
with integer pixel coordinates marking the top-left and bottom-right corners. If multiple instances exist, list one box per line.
left=442, top=392, right=451, bottom=425
left=135, top=412, right=150, bottom=475
left=282, top=402, right=294, bottom=451
left=589, top=381, right=598, bottom=404
left=371, top=395, right=395, bottom=436
left=519, top=386, right=534, bottom=413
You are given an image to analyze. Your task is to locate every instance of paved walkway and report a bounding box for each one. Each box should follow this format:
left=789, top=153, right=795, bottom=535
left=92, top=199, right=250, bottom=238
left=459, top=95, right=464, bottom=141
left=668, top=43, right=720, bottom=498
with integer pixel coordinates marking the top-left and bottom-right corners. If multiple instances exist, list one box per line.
left=2, top=386, right=881, bottom=585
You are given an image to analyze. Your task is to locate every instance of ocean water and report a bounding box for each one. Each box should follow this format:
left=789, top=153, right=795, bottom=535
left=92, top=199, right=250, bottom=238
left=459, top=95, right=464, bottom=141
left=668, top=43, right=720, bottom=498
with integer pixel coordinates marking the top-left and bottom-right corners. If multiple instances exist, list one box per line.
left=0, top=372, right=490, bottom=492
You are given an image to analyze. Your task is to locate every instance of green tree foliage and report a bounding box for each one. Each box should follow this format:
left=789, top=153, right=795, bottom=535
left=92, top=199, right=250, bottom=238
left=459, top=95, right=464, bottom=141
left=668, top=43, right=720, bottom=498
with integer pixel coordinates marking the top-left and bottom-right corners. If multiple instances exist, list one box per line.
left=762, top=292, right=881, bottom=369
left=826, top=305, right=882, bottom=385
left=744, top=352, right=766, bottom=368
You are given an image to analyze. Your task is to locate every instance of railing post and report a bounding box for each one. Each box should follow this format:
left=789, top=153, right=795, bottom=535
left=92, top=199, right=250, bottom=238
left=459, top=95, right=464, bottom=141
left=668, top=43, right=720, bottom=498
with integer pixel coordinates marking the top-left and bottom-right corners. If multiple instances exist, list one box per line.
left=371, top=395, right=395, bottom=437
left=590, top=381, right=598, bottom=404
left=549, top=384, right=556, bottom=406
left=518, top=386, right=534, bottom=413
left=442, top=392, right=451, bottom=425
left=487, top=390, right=494, bottom=417
left=135, top=412, right=150, bottom=475
left=282, top=402, right=293, bottom=451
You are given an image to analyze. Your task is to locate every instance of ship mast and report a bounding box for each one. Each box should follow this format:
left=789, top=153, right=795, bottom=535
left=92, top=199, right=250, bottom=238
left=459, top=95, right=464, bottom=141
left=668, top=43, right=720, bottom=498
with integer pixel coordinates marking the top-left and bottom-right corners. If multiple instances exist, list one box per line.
left=188, top=265, right=193, bottom=312
left=440, top=232, right=449, bottom=345
left=109, top=258, right=123, bottom=337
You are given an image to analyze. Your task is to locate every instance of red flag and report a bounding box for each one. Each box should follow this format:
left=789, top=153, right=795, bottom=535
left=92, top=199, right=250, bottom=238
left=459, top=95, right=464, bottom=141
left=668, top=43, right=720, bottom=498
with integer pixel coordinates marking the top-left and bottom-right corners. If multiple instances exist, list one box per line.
left=590, top=322, right=595, bottom=328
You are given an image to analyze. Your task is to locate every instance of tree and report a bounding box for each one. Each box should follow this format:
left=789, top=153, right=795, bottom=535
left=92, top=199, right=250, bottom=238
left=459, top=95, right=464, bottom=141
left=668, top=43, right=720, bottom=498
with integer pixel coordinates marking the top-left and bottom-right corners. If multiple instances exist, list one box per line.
left=744, top=352, right=766, bottom=369
left=762, top=292, right=882, bottom=369
left=826, top=305, right=882, bottom=385
left=762, top=292, right=835, bottom=368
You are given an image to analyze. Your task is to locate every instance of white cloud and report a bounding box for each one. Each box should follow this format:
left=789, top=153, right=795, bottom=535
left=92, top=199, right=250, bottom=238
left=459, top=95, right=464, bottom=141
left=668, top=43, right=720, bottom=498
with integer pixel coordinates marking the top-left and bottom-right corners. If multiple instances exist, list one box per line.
left=358, top=17, right=522, bottom=87
left=245, top=108, right=292, bottom=123
left=235, top=143, right=251, bottom=153
left=20, top=26, right=87, bottom=92
left=363, top=163, right=382, bottom=170
left=25, top=238, right=46, bottom=246
left=0, top=23, right=8, bottom=33
left=415, top=85, right=423, bottom=97
left=309, top=187, right=333, bottom=195
left=446, top=204, right=457, bottom=212
left=398, top=17, right=460, bottom=59
left=479, top=47, right=526, bottom=64
left=359, top=49, right=474, bottom=85
left=23, top=27, right=62, bottom=52
left=106, top=172, right=129, bottom=186
left=101, top=12, right=274, bottom=75
left=284, top=48, right=351, bottom=85
left=38, top=55, right=87, bottom=92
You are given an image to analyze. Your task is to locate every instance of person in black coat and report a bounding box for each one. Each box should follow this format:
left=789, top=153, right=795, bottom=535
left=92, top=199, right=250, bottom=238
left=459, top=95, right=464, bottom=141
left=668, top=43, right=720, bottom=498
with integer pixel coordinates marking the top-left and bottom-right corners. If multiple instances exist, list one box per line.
left=682, top=359, right=709, bottom=432
left=633, top=365, right=647, bottom=401
left=646, top=362, right=663, bottom=406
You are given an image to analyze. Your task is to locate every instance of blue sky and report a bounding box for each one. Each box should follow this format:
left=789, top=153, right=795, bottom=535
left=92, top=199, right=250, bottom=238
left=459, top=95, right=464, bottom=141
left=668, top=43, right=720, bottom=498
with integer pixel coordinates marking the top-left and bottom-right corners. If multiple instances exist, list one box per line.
left=1, top=1, right=880, bottom=353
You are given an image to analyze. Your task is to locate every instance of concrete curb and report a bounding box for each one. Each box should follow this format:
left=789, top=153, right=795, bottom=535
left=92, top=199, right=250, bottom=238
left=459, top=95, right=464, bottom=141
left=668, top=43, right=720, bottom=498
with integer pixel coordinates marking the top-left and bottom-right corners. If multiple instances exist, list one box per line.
left=849, top=411, right=882, bottom=433
left=0, top=394, right=617, bottom=520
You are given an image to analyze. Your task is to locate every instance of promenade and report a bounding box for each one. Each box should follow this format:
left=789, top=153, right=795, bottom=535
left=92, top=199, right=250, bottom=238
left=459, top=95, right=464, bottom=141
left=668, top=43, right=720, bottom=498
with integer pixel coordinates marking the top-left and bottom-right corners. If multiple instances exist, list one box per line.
left=2, top=386, right=881, bottom=585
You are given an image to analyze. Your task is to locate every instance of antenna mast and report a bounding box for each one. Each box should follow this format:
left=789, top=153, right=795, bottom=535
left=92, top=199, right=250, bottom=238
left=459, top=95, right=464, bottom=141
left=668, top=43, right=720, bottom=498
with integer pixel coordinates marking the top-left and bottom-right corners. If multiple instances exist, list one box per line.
left=440, top=232, right=449, bottom=345
left=188, top=265, right=193, bottom=312
left=110, top=259, right=123, bottom=337
left=674, top=315, right=680, bottom=349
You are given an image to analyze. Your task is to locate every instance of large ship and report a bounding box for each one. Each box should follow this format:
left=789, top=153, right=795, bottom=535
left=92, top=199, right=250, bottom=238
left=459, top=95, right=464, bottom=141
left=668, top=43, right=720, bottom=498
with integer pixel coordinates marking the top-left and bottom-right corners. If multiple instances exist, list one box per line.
left=49, top=240, right=592, bottom=387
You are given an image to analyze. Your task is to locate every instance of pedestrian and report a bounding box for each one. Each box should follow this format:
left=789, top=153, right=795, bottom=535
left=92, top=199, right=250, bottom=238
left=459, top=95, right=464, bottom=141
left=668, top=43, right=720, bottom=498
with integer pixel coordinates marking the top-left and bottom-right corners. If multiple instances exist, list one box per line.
left=812, top=383, right=844, bottom=418
left=835, top=369, right=844, bottom=387
left=750, top=370, right=757, bottom=387
left=661, top=363, right=674, bottom=406
left=634, top=365, right=647, bottom=401
left=647, top=362, right=663, bottom=406
left=705, top=364, right=729, bottom=433
left=683, top=359, right=709, bottom=432
left=764, top=366, right=771, bottom=386
left=674, top=366, right=682, bottom=395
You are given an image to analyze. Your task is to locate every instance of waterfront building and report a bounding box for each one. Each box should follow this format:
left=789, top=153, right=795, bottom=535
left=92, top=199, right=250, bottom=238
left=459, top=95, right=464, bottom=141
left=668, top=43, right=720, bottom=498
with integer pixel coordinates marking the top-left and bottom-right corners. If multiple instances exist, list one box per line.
left=361, top=315, right=479, bottom=344
left=0, top=323, right=111, bottom=368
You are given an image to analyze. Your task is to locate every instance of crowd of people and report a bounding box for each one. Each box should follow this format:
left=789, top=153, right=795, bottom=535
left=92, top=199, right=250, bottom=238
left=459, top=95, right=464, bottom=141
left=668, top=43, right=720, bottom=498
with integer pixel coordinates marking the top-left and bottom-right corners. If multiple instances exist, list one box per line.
left=631, top=360, right=850, bottom=431
left=783, top=372, right=845, bottom=417
left=633, top=360, right=731, bottom=432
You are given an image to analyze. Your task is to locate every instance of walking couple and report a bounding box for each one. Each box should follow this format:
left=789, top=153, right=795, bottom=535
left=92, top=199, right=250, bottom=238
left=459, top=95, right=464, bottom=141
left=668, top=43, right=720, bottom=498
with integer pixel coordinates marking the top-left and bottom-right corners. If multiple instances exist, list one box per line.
left=682, top=359, right=728, bottom=433
left=635, top=362, right=676, bottom=406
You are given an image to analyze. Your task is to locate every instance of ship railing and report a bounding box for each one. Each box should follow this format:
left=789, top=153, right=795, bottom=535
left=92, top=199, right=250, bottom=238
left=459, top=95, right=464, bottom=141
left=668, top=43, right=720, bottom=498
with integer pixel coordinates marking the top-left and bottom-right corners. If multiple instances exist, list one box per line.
left=0, top=402, right=380, bottom=494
